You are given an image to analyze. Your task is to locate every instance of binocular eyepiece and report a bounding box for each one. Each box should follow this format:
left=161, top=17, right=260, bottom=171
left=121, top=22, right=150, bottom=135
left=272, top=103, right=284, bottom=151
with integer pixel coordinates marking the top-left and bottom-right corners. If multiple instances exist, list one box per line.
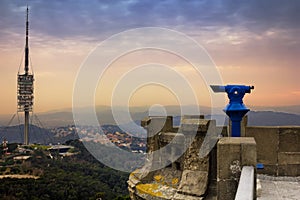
left=211, top=85, right=254, bottom=94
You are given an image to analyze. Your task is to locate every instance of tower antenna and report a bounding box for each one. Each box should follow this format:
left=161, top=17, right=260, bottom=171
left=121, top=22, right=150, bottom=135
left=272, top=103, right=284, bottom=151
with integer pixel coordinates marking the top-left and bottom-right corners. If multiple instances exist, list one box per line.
left=25, top=5, right=29, bottom=74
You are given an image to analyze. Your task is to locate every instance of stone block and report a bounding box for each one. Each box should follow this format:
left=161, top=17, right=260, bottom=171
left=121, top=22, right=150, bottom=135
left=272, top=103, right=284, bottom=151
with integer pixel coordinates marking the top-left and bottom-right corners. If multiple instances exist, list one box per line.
left=278, top=127, right=300, bottom=152
left=209, top=145, right=218, bottom=182
left=217, top=138, right=256, bottom=200
left=246, top=127, right=279, bottom=165
left=241, top=141, right=257, bottom=166
left=217, top=138, right=256, bottom=180
left=278, top=152, right=300, bottom=165
left=177, top=170, right=208, bottom=197
left=180, top=117, right=210, bottom=134
left=183, top=136, right=209, bottom=171
left=173, top=192, right=203, bottom=200
left=278, top=164, right=300, bottom=176
left=256, top=164, right=277, bottom=176
left=217, top=139, right=241, bottom=179
left=141, top=117, right=151, bottom=128
left=217, top=179, right=238, bottom=200
left=144, top=116, right=173, bottom=137
left=159, top=132, right=185, bottom=145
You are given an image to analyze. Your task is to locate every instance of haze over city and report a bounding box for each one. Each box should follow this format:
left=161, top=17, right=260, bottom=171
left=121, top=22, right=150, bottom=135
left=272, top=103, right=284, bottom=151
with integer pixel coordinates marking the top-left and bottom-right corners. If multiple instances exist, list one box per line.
left=0, top=0, right=299, bottom=115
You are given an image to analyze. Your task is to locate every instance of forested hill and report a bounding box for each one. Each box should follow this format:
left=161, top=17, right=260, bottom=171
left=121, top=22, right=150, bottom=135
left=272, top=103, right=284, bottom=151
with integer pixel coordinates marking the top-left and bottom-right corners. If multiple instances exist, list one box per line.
left=0, top=140, right=130, bottom=200
left=0, top=124, right=79, bottom=144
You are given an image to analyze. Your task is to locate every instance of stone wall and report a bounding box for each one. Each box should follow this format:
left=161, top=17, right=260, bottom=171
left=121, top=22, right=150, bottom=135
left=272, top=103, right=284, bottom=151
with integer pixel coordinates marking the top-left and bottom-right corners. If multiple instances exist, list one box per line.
left=245, top=126, right=300, bottom=176
left=129, top=115, right=218, bottom=200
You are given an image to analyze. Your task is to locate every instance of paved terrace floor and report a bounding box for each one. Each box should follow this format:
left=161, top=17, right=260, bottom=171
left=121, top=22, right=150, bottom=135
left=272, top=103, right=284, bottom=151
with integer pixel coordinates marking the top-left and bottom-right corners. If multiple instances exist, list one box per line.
left=257, top=175, right=300, bottom=200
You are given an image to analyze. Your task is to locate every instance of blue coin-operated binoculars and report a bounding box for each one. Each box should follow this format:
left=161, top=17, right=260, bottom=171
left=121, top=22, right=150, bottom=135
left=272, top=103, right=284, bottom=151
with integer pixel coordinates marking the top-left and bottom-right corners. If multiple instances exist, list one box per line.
left=211, top=85, right=254, bottom=137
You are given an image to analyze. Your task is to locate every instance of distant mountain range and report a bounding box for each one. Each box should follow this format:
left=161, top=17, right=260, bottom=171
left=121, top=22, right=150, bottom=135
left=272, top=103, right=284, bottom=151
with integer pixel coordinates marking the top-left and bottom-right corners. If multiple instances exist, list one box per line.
left=249, top=105, right=300, bottom=115
left=0, top=105, right=299, bottom=128
left=247, top=111, right=300, bottom=126
left=0, top=104, right=299, bottom=144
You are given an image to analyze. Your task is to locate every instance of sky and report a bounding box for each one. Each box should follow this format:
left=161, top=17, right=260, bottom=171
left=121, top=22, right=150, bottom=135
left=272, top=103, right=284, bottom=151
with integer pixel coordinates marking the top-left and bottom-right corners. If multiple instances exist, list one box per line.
left=0, top=0, right=300, bottom=115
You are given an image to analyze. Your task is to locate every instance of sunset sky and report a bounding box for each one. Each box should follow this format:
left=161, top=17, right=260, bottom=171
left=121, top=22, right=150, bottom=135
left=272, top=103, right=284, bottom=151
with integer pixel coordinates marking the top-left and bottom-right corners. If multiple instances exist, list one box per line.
left=0, top=0, right=299, bottom=115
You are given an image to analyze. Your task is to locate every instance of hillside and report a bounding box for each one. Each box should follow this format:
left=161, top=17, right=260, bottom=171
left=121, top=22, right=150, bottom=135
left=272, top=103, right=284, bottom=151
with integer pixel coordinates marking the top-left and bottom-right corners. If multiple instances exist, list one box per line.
left=0, top=140, right=130, bottom=200
left=0, top=125, right=54, bottom=144
left=0, top=125, right=78, bottom=144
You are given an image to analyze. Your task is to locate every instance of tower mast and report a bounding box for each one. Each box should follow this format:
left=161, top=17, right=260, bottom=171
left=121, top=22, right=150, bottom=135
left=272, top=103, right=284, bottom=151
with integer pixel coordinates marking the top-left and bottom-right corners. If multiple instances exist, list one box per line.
left=24, top=6, right=29, bottom=145
left=25, top=6, right=29, bottom=75
left=17, top=6, right=34, bottom=145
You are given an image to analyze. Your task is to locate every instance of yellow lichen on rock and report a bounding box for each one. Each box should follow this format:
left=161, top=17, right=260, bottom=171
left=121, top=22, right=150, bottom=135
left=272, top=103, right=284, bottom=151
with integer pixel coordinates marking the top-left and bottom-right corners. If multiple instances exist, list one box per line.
left=172, top=178, right=178, bottom=185
left=136, top=183, right=163, bottom=197
left=154, top=174, right=163, bottom=182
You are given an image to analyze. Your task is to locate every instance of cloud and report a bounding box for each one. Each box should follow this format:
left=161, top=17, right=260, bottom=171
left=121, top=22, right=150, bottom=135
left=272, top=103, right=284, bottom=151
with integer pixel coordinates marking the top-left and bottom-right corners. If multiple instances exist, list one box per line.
left=1, top=0, right=299, bottom=39
left=0, top=0, right=299, bottom=112
left=1, top=0, right=299, bottom=70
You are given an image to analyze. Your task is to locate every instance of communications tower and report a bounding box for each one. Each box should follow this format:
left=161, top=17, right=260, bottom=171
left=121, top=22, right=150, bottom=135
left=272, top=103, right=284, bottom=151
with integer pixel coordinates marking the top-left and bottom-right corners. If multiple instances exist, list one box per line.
left=17, top=6, right=34, bottom=145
